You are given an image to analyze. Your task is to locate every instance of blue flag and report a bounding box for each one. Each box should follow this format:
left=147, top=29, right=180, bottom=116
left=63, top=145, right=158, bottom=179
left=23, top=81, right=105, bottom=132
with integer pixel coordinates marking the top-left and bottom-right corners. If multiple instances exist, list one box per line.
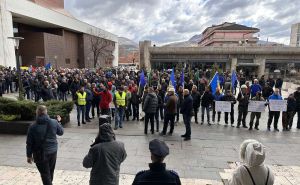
left=139, top=70, right=146, bottom=87
left=180, top=69, right=184, bottom=88
left=210, top=72, right=219, bottom=95
left=170, top=68, right=176, bottom=88
left=45, top=62, right=52, bottom=70
left=231, top=70, right=237, bottom=91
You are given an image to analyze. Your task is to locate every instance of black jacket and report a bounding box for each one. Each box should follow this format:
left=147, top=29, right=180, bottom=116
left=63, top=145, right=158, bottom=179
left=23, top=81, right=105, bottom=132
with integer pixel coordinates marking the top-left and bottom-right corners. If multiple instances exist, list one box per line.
left=294, top=91, right=300, bottom=111
left=59, top=82, right=69, bottom=93
left=180, top=94, right=193, bottom=115
left=143, top=92, right=158, bottom=114
left=201, top=91, right=214, bottom=107
left=221, top=94, right=236, bottom=109
left=132, top=163, right=181, bottom=185
left=237, top=91, right=250, bottom=107
left=191, top=91, right=201, bottom=108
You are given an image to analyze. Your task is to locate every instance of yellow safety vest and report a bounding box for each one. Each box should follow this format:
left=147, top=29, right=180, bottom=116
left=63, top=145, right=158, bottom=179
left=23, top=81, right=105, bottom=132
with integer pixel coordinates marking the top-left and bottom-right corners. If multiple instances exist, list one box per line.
left=115, top=92, right=126, bottom=106
left=77, top=92, right=87, bottom=106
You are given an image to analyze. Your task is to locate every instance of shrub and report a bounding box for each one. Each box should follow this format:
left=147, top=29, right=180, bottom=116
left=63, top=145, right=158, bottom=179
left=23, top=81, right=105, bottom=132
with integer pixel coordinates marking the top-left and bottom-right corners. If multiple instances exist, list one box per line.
left=0, top=114, right=20, bottom=121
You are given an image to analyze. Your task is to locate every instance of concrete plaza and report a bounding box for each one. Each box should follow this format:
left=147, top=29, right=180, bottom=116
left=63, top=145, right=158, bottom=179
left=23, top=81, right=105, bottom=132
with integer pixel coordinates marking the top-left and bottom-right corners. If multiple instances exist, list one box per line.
left=0, top=91, right=300, bottom=184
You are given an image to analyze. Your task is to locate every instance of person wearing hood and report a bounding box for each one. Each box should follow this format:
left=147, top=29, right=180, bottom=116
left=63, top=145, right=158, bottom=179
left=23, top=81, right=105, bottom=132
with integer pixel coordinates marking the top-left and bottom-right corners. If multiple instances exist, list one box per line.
left=229, top=139, right=274, bottom=185
left=83, top=123, right=127, bottom=185
left=143, top=87, right=158, bottom=134
left=26, top=105, right=64, bottom=185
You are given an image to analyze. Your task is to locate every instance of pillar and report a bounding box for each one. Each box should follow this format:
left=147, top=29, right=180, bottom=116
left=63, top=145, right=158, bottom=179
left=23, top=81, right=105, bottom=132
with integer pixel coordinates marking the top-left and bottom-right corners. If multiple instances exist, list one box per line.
left=230, top=57, right=237, bottom=72
left=254, top=57, right=266, bottom=77
left=112, top=41, right=118, bottom=67
left=139, top=40, right=151, bottom=69
left=0, top=0, right=16, bottom=67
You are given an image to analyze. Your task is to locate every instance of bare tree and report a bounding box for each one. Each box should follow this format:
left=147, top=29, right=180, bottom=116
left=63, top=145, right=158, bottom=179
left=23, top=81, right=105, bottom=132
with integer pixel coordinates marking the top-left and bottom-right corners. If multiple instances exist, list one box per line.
left=89, top=29, right=114, bottom=68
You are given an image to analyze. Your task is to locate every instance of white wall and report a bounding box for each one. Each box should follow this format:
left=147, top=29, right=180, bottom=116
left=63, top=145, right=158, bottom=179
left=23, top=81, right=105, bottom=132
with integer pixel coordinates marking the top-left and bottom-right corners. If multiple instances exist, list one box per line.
left=113, top=41, right=119, bottom=67
left=0, top=0, right=16, bottom=67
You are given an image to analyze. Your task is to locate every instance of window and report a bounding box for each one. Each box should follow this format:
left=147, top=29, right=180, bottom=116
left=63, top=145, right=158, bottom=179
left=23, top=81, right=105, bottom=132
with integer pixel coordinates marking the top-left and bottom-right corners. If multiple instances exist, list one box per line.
left=65, top=58, right=70, bottom=64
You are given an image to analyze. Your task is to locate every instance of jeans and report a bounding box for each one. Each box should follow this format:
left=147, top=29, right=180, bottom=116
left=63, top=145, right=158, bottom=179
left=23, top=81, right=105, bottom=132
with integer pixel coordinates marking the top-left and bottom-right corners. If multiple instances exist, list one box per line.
left=115, top=107, right=125, bottom=128
left=201, top=106, right=210, bottom=123
left=77, top=105, right=86, bottom=123
left=237, top=107, right=248, bottom=126
left=183, top=114, right=191, bottom=138
left=249, top=112, right=261, bottom=128
left=159, top=106, right=164, bottom=120
left=101, top=108, right=110, bottom=115
left=155, top=108, right=159, bottom=131
left=132, top=103, right=139, bottom=120
left=224, top=108, right=234, bottom=125
left=162, top=113, right=175, bottom=134
left=92, top=99, right=100, bottom=118
left=176, top=106, right=180, bottom=121
left=145, top=113, right=155, bottom=134
left=286, top=111, right=295, bottom=129
left=85, top=102, right=92, bottom=120
left=193, top=107, right=199, bottom=123
left=60, top=92, right=67, bottom=101
left=267, top=111, right=280, bottom=129
left=35, top=152, right=57, bottom=185
left=34, top=91, right=40, bottom=102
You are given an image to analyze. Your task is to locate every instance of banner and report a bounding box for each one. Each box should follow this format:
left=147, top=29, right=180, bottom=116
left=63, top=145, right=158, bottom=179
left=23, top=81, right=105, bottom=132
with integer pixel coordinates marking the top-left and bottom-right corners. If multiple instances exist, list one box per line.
left=215, top=101, right=231, bottom=112
left=248, top=101, right=266, bottom=112
left=269, top=100, right=287, bottom=111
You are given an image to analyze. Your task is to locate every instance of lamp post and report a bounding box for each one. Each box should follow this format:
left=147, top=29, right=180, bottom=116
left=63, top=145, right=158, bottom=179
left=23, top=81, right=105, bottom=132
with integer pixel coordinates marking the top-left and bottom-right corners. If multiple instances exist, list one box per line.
left=8, top=37, right=24, bottom=100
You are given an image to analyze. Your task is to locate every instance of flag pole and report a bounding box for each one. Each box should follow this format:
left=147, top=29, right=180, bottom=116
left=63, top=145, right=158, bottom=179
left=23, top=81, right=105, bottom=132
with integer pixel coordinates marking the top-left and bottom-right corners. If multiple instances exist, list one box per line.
left=208, top=72, right=218, bottom=86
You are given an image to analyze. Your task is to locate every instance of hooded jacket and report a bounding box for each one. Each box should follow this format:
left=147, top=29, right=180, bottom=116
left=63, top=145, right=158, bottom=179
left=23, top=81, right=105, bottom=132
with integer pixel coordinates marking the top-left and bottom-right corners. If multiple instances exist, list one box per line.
left=229, top=141, right=274, bottom=185
left=26, top=114, right=64, bottom=158
left=83, top=124, right=127, bottom=185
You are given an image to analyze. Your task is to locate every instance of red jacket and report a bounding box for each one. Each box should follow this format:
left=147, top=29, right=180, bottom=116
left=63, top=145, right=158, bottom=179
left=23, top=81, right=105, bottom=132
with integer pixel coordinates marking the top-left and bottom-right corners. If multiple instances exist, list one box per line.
left=95, top=90, right=112, bottom=109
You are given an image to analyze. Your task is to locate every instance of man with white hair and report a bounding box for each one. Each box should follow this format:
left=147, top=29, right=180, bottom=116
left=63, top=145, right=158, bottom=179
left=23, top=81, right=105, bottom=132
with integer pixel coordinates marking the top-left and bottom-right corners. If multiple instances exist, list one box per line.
left=237, top=85, right=250, bottom=128
left=229, top=139, right=274, bottom=185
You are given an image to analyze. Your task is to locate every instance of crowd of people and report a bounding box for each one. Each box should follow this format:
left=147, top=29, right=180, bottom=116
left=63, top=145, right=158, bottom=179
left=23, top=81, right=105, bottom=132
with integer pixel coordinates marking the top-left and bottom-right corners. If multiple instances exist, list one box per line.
left=1, top=66, right=300, bottom=137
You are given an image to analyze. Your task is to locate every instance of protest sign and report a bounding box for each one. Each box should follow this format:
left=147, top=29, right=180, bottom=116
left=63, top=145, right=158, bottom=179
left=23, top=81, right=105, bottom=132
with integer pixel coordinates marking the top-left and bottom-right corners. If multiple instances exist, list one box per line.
left=215, top=101, right=231, bottom=112
left=248, top=101, right=266, bottom=112
left=269, top=100, right=287, bottom=111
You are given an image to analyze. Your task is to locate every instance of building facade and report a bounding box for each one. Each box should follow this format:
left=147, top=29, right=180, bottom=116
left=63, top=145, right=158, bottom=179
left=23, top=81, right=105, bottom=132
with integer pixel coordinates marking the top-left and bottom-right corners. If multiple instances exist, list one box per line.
left=0, top=0, right=118, bottom=68
left=290, top=23, right=300, bottom=47
left=198, top=22, right=259, bottom=47
left=140, top=40, right=300, bottom=79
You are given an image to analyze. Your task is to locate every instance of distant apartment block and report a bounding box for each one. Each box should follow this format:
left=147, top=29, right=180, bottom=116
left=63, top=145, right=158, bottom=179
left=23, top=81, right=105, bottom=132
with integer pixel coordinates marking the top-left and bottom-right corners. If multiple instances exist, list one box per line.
left=198, top=22, right=259, bottom=46
left=290, top=23, right=300, bottom=47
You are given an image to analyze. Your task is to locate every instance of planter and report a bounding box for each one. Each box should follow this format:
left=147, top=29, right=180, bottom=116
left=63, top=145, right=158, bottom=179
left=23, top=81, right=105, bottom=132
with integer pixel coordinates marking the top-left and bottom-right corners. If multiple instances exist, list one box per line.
left=0, top=120, right=34, bottom=135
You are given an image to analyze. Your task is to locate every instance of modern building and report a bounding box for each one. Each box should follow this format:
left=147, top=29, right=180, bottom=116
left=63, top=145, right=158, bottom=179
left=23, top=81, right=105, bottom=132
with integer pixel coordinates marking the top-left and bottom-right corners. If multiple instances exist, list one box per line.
left=198, top=22, right=259, bottom=47
left=290, top=23, right=300, bottom=47
left=0, top=0, right=118, bottom=68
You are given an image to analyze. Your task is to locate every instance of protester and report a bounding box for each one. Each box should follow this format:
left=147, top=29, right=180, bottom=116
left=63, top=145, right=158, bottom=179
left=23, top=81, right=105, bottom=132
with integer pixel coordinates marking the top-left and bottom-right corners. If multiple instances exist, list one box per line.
left=26, top=105, right=64, bottom=185
left=75, top=86, right=87, bottom=126
left=248, top=92, right=265, bottom=130
left=284, top=94, right=296, bottom=131
left=143, top=87, right=158, bottom=134
left=200, top=86, right=214, bottom=125
left=293, top=87, right=300, bottom=129
left=131, top=88, right=140, bottom=121
left=212, top=87, right=223, bottom=124
left=180, top=89, right=193, bottom=141
left=83, top=123, right=127, bottom=185
left=237, top=85, right=250, bottom=128
left=176, top=86, right=183, bottom=123
left=191, top=85, right=201, bottom=124
left=250, top=79, right=262, bottom=98
left=221, top=90, right=237, bottom=127
left=160, top=87, right=177, bottom=136
left=132, top=139, right=181, bottom=185
left=113, top=86, right=127, bottom=130
left=94, top=83, right=112, bottom=115
left=267, top=88, right=282, bottom=131
left=85, top=83, right=93, bottom=122
left=91, top=83, right=100, bottom=118
left=229, top=139, right=274, bottom=185
left=155, top=88, right=163, bottom=132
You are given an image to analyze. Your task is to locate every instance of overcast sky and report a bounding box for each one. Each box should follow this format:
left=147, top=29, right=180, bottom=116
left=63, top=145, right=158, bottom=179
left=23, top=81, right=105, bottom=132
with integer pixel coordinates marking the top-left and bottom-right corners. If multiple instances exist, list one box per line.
left=65, top=0, right=300, bottom=45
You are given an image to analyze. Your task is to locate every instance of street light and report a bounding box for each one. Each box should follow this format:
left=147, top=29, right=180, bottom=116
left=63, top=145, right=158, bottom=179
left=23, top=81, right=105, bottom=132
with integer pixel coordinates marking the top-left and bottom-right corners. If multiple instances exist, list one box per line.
left=8, top=37, right=24, bottom=100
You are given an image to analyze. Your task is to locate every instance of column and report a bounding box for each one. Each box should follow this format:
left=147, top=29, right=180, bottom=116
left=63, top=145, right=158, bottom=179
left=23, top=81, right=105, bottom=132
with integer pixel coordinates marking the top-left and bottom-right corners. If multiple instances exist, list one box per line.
left=139, top=40, right=151, bottom=69
left=112, top=41, right=118, bottom=67
left=230, top=57, right=237, bottom=72
left=254, top=57, right=266, bottom=77
left=0, top=0, right=16, bottom=67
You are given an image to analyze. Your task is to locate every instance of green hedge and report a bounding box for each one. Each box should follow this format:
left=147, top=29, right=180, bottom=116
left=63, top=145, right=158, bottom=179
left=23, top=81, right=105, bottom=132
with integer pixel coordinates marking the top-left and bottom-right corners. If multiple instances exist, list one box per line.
left=0, top=98, right=73, bottom=124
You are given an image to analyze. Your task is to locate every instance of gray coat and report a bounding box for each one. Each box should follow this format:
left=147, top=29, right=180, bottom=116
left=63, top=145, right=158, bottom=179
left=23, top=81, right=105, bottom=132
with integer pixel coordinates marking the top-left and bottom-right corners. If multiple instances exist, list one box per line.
left=143, top=92, right=158, bottom=114
left=83, top=141, right=127, bottom=185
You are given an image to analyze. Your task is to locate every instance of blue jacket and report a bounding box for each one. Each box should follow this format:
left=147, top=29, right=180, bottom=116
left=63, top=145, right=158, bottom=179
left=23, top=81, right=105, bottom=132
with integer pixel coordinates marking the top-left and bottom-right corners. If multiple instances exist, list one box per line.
left=213, top=93, right=223, bottom=101
left=26, top=115, right=64, bottom=158
left=250, top=84, right=262, bottom=97
left=268, top=94, right=283, bottom=100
